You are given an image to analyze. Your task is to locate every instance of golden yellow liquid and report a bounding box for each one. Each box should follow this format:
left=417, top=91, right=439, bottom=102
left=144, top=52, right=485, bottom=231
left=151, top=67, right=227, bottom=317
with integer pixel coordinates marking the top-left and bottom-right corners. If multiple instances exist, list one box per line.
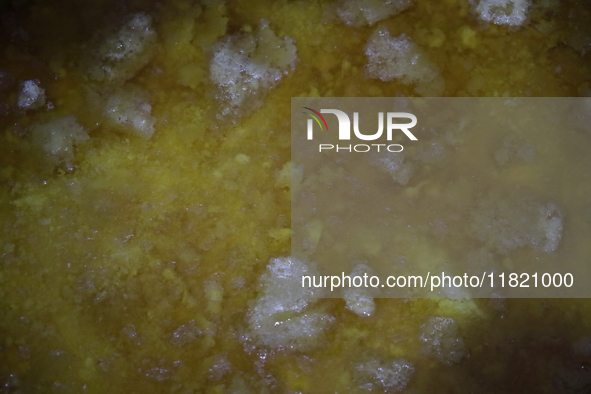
left=0, top=0, right=590, bottom=392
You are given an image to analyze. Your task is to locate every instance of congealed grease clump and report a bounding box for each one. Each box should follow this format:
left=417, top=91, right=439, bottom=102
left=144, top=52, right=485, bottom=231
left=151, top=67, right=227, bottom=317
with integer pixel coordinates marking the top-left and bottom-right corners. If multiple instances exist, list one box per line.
left=210, top=20, right=297, bottom=122
left=343, top=264, right=378, bottom=317
left=336, top=0, right=412, bottom=27
left=368, top=150, right=413, bottom=185
left=470, top=196, right=563, bottom=254
left=103, top=89, right=156, bottom=140
left=170, top=320, right=202, bottom=347
left=419, top=316, right=466, bottom=365
left=18, top=80, right=46, bottom=111
left=83, top=13, right=157, bottom=82
left=365, top=27, right=444, bottom=96
left=30, top=116, right=89, bottom=169
left=355, top=358, right=415, bottom=392
left=247, top=256, right=333, bottom=350
left=472, top=0, right=531, bottom=26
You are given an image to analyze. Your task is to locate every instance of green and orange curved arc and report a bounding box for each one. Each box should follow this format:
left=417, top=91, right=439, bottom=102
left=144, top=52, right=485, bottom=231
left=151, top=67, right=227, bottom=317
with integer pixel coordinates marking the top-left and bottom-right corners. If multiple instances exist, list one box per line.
left=302, top=107, right=328, bottom=131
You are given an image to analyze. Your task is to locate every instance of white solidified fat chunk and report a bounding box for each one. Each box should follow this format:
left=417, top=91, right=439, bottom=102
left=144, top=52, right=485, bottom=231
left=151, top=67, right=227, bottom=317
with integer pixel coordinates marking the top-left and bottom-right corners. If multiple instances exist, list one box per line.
left=470, top=197, right=564, bottom=254
left=419, top=316, right=466, bottom=365
left=365, top=28, right=444, bottom=96
left=368, top=150, right=413, bottom=185
left=104, top=91, right=156, bottom=139
left=18, top=80, right=46, bottom=110
left=170, top=320, right=202, bottom=347
left=208, top=354, right=232, bottom=381
left=85, top=13, right=156, bottom=82
left=210, top=20, right=297, bottom=121
left=30, top=116, right=89, bottom=167
left=473, top=0, right=530, bottom=26
left=336, top=0, right=412, bottom=27
left=344, top=264, right=378, bottom=317
left=247, top=256, right=333, bottom=350
left=355, top=358, right=414, bottom=392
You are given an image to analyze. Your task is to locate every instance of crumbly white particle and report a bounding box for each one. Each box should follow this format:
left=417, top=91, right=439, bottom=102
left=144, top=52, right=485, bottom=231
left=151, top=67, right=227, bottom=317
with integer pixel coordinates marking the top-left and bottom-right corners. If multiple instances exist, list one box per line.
left=472, top=0, right=531, bottom=26
left=336, top=0, right=413, bottom=27
left=105, top=13, right=153, bottom=61
left=356, top=358, right=415, bottom=393
left=18, top=80, right=46, bottom=110
left=470, top=197, right=564, bottom=254
left=210, top=20, right=297, bottom=121
left=420, top=316, right=466, bottom=365
left=85, top=12, right=157, bottom=82
left=368, top=150, right=413, bottom=185
left=344, top=264, right=378, bottom=317
left=170, top=320, right=202, bottom=347
left=30, top=116, right=89, bottom=168
left=104, top=90, right=156, bottom=140
left=355, top=358, right=415, bottom=392
left=247, top=256, right=333, bottom=350
left=365, top=27, right=444, bottom=96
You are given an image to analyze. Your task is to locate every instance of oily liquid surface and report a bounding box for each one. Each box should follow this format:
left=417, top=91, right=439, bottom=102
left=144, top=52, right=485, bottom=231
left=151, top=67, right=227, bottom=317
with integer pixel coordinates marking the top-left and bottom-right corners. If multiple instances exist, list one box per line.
left=0, top=0, right=590, bottom=393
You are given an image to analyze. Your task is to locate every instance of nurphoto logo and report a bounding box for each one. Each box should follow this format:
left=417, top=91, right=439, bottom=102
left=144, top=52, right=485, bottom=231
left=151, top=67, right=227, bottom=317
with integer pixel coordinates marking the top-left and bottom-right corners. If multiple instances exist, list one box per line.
left=303, top=107, right=418, bottom=152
